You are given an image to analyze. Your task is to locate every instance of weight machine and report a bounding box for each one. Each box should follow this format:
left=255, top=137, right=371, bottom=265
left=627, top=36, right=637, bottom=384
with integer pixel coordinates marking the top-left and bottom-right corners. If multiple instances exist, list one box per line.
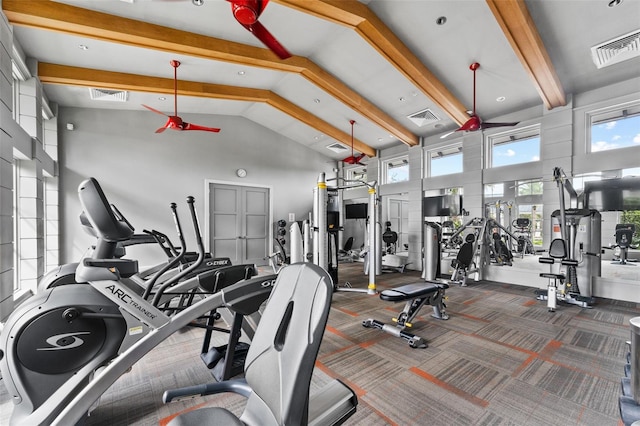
left=313, top=172, right=380, bottom=294
left=536, top=167, right=601, bottom=311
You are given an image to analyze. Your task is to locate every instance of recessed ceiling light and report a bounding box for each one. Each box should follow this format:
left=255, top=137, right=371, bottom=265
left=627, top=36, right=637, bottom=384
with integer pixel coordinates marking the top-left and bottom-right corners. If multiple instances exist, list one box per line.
left=237, top=70, right=246, bottom=76
left=608, top=0, right=622, bottom=7
left=314, top=98, right=321, bottom=104
left=436, top=16, right=447, bottom=25
left=399, top=97, right=406, bottom=102
left=378, top=138, right=383, bottom=142
left=192, top=0, right=204, bottom=5
left=158, top=96, right=167, bottom=101
left=496, top=96, right=506, bottom=102
left=434, top=123, right=444, bottom=129
left=314, top=135, right=323, bottom=140
left=78, top=44, right=89, bottom=50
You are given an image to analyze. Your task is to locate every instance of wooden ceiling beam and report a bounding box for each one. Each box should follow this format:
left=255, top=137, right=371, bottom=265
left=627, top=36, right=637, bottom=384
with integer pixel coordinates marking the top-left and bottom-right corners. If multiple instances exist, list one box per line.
left=486, top=0, right=566, bottom=109
left=274, top=0, right=470, bottom=126
left=2, top=0, right=416, bottom=148
left=38, top=62, right=377, bottom=157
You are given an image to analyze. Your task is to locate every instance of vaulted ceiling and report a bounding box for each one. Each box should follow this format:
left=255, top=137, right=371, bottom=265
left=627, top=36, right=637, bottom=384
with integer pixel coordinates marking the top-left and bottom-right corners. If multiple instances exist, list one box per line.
left=5, top=0, right=640, bottom=160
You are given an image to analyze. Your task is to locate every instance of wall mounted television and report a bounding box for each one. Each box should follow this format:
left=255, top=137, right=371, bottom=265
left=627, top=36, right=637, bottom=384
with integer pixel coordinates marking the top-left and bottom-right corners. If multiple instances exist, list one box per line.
left=423, top=194, right=462, bottom=217
left=345, top=203, right=368, bottom=219
left=584, top=177, right=640, bottom=211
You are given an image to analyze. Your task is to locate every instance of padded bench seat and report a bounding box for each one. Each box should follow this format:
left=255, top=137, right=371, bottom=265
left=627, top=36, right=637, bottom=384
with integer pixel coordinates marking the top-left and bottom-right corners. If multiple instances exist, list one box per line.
left=380, top=281, right=448, bottom=302
left=363, top=280, right=449, bottom=348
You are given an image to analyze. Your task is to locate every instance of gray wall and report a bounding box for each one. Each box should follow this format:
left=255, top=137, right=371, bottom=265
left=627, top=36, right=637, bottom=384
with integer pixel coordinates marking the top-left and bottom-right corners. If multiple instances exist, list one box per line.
left=58, top=107, right=335, bottom=267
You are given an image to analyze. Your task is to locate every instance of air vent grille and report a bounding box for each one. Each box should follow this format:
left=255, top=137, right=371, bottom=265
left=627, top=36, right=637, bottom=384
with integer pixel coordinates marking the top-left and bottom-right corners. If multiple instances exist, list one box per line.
left=89, top=88, right=129, bottom=102
left=326, top=143, right=349, bottom=153
left=407, top=108, right=440, bottom=127
left=591, top=29, right=640, bottom=69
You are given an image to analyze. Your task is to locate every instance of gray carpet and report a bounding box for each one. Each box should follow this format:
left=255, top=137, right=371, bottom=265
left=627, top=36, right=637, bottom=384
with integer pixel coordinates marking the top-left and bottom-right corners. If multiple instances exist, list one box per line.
left=1, top=262, right=637, bottom=425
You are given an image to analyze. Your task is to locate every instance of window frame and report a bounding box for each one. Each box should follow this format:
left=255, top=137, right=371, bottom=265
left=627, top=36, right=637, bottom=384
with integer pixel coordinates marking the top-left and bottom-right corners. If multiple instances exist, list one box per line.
left=587, top=101, right=640, bottom=153
left=486, top=124, right=541, bottom=169
left=382, top=155, right=409, bottom=184
left=344, top=165, right=367, bottom=189
left=426, top=143, right=463, bottom=177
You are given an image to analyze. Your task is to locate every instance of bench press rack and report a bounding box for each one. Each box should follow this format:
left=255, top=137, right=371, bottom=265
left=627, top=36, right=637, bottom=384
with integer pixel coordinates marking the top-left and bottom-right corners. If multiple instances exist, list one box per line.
left=362, top=281, right=449, bottom=348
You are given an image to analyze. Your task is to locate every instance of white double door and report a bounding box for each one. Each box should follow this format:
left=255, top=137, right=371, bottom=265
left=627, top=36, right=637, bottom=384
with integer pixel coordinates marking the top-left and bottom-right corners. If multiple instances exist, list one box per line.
left=208, top=182, right=270, bottom=266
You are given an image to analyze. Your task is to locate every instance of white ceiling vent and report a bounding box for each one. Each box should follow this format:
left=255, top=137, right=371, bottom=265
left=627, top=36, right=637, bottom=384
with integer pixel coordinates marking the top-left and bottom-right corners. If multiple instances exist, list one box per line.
left=591, top=29, right=640, bottom=69
left=89, top=88, right=129, bottom=102
left=326, top=143, right=349, bottom=153
left=407, top=108, right=440, bottom=127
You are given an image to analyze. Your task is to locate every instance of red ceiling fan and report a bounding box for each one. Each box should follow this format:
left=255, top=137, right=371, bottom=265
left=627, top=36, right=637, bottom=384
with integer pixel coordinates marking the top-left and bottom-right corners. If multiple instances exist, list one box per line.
left=142, top=60, right=221, bottom=134
left=228, top=0, right=291, bottom=60
left=442, top=62, right=518, bottom=138
left=342, top=120, right=366, bottom=165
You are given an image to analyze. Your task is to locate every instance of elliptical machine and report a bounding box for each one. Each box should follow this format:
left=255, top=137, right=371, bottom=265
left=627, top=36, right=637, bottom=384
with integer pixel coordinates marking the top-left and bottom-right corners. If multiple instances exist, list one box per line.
left=0, top=178, right=276, bottom=426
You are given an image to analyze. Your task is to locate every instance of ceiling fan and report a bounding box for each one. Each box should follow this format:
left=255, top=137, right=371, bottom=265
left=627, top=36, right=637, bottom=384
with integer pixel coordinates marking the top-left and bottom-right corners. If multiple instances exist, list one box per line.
left=441, top=62, right=518, bottom=139
left=142, top=60, right=221, bottom=133
left=228, top=0, right=291, bottom=60
left=342, top=120, right=367, bottom=165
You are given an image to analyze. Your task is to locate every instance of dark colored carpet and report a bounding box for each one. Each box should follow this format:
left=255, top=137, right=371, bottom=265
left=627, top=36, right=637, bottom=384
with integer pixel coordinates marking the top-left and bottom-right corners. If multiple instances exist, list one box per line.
left=1, top=262, right=637, bottom=425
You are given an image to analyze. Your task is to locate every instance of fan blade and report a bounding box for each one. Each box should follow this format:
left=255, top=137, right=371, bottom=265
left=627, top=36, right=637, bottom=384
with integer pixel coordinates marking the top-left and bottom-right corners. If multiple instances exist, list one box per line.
left=244, top=21, right=291, bottom=59
left=439, top=130, right=456, bottom=139
left=229, top=0, right=291, bottom=59
left=181, top=122, right=221, bottom=133
left=481, top=121, right=519, bottom=129
left=143, top=104, right=169, bottom=116
left=156, top=117, right=177, bottom=133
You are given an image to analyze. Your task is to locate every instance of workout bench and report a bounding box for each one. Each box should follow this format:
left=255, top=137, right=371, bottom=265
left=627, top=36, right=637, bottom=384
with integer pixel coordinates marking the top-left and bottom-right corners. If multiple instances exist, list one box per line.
left=363, top=281, right=449, bottom=348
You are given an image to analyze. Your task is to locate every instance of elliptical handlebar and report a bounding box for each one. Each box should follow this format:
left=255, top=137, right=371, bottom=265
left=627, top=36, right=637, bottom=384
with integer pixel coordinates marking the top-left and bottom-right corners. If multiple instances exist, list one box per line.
left=143, top=229, right=175, bottom=257
left=142, top=202, right=188, bottom=300
left=151, top=196, right=206, bottom=306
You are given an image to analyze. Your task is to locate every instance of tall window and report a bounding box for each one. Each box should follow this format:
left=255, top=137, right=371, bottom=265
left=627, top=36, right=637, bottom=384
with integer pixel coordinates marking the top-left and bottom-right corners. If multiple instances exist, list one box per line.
left=516, top=179, right=543, bottom=196
left=487, top=125, right=540, bottom=168
left=344, top=165, right=367, bottom=189
left=383, top=156, right=409, bottom=184
left=588, top=102, right=640, bottom=153
left=484, top=183, right=504, bottom=198
left=428, top=144, right=463, bottom=177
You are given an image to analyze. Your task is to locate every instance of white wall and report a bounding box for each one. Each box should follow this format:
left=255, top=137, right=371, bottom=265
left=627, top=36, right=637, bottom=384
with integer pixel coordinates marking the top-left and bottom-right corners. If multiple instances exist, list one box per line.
left=58, top=107, right=336, bottom=267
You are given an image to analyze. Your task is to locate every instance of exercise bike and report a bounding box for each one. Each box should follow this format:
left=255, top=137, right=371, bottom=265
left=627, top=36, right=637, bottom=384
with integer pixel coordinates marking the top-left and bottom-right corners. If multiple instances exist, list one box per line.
left=0, top=178, right=277, bottom=426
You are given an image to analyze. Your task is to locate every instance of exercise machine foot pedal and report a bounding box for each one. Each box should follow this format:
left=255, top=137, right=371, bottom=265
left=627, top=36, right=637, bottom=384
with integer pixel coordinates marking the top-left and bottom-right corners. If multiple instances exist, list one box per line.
left=210, top=342, right=250, bottom=381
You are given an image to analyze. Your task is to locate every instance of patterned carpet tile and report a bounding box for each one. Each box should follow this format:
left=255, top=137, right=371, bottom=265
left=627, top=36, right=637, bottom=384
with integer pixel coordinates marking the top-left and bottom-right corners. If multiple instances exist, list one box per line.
left=489, top=313, right=567, bottom=340
left=514, top=358, right=620, bottom=418
left=320, top=346, right=408, bottom=391
left=582, top=308, right=633, bottom=325
left=549, top=344, right=627, bottom=380
left=556, top=327, right=630, bottom=357
left=473, top=322, right=553, bottom=353
left=519, top=305, right=576, bottom=326
left=2, top=262, right=634, bottom=426
left=433, top=311, right=497, bottom=335
left=360, top=369, right=486, bottom=425
left=441, top=336, right=532, bottom=373
left=358, top=331, right=446, bottom=367
left=486, top=378, right=618, bottom=426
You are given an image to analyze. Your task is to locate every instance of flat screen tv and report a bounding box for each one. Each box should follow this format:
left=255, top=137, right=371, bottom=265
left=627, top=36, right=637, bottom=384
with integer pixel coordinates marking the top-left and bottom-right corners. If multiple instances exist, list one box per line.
left=423, top=194, right=462, bottom=217
left=345, top=203, right=368, bottom=219
left=584, top=177, right=640, bottom=211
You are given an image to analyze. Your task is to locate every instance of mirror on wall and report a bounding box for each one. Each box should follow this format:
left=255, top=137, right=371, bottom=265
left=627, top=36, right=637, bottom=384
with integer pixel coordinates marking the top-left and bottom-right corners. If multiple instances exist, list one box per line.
left=381, top=193, right=409, bottom=255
